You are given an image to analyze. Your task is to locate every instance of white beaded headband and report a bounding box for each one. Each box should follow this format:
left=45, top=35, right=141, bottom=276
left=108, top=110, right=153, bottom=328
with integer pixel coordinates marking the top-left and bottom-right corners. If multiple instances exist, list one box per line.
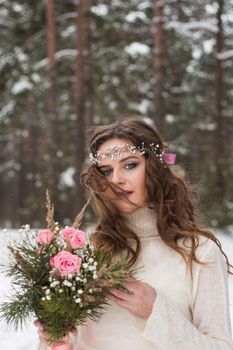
left=89, top=142, right=176, bottom=166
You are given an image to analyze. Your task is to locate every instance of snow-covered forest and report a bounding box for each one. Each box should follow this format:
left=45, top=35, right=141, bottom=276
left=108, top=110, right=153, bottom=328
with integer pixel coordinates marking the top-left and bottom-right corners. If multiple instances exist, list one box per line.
left=0, top=2, right=233, bottom=349
left=0, top=0, right=233, bottom=227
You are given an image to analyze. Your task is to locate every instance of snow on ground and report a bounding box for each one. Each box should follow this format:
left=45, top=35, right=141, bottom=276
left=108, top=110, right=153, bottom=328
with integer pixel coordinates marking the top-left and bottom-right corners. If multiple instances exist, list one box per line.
left=0, top=229, right=233, bottom=350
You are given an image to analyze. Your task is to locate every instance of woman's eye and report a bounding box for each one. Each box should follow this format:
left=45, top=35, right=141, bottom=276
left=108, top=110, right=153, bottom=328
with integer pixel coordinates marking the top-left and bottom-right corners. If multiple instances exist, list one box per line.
left=99, top=168, right=112, bottom=176
left=125, top=162, right=138, bottom=170
left=98, top=162, right=138, bottom=176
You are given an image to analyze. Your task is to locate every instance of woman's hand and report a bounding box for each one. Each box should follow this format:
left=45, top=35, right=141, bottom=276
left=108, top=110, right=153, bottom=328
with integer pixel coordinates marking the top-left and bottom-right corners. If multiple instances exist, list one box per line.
left=34, top=320, right=50, bottom=345
left=34, top=320, right=77, bottom=349
left=108, top=280, right=156, bottom=319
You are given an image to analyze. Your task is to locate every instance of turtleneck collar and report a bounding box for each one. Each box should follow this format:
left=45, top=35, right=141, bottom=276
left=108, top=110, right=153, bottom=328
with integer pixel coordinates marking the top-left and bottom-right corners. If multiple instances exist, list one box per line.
left=123, top=207, right=160, bottom=239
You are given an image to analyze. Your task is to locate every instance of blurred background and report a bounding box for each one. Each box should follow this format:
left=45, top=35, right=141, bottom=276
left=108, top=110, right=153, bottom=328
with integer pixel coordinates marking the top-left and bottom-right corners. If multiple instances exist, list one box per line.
left=1, top=0, right=233, bottom=228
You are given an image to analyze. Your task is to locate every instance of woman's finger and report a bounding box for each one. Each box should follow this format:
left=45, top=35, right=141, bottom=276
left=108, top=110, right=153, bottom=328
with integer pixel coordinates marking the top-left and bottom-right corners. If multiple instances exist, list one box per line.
left=34, top=319, right=44, bottom=331
left=110, top=286, right=134, bottom=298
left=70, top=326, right=78, bottom=335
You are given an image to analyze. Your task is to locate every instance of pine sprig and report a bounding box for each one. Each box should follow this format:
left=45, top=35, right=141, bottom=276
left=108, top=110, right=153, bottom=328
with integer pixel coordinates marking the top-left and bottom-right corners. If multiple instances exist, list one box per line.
left=1, top=291, right=34, bottom=330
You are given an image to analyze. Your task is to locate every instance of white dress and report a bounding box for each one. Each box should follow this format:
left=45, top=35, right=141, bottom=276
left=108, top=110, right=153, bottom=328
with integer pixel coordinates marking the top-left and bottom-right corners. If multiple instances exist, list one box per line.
left=39, top=207, right=233, bottom=350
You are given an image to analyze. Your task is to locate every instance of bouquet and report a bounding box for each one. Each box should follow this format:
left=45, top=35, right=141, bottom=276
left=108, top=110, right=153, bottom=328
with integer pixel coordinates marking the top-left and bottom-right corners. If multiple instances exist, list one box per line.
left=0, top=193, right=134, bottom=348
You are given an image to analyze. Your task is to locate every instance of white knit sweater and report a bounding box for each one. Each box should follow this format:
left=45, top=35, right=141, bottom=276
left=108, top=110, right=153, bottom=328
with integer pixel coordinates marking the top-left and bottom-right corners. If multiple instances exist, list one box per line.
left=39, top=207, right=233, bottom=350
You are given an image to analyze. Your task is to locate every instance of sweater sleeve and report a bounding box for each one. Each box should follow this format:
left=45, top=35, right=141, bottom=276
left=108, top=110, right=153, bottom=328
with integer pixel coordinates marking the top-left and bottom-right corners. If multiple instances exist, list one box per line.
left=142, top=240, right=233, bottom=350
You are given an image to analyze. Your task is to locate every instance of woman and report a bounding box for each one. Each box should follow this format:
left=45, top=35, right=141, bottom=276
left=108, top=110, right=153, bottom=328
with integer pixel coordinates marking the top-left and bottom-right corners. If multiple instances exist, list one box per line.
left=38, top=117, right=233, bottom=350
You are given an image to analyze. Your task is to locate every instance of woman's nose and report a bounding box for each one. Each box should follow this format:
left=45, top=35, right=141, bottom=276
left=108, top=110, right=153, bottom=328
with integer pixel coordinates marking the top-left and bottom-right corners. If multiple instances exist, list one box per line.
left=111, top=169, right=125, bottom=185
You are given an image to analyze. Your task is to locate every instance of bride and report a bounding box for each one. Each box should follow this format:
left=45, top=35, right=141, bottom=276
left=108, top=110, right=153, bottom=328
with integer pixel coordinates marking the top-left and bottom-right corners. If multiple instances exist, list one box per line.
left=37, top=117, right=233, bottom=350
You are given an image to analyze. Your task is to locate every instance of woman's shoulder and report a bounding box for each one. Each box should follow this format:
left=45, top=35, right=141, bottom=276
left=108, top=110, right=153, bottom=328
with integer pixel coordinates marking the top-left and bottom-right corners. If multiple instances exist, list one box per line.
left=178, top=234, right=222, bottom=261
left=196, top=235, right=222, bottom=260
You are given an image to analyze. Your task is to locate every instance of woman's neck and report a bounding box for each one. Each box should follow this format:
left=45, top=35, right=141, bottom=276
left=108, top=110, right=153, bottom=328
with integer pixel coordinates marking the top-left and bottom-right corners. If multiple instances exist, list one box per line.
left=123, top=207, right=159, bottom=238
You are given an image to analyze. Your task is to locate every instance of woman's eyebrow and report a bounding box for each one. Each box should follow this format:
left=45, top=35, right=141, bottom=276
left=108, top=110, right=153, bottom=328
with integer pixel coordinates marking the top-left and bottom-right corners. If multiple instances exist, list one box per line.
left=98, top=156, right=140, bottom=168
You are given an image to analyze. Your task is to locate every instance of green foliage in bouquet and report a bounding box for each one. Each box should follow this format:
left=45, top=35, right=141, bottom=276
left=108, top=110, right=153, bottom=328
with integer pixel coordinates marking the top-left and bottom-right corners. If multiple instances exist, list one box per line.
left=0, top=192, right=135, bottom=345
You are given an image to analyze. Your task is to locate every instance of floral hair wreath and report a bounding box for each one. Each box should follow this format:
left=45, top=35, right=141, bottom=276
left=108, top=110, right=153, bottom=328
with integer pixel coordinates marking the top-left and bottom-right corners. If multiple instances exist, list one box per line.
left=89, top=142, right=176, bottom=167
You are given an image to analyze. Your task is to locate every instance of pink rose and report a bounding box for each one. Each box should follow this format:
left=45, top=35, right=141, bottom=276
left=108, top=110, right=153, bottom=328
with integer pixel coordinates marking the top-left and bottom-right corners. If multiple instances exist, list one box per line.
left=50, top=251, right=81, bottom=277
left=36, top=229, right=54, bottom=245
left=62, top=227, right=86, bottom=249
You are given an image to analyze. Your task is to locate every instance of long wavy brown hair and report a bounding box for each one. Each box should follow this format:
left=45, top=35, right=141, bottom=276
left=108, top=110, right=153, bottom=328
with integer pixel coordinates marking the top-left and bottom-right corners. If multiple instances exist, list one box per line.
left=81, top=117, right=233, bottom=276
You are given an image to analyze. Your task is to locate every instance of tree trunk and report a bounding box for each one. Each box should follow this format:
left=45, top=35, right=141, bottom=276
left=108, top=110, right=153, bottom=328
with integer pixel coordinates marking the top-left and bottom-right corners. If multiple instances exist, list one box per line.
left=46, top=0, right=59, bottom=209
left=7, top=125, right=21, bottom=227
left=153, top=1, right=166, bottom=132
left=74, top=0, right=88, bottom=215
left=214, top=0, right=225, bottom=197
left=85, top=0, right=95, bottom=127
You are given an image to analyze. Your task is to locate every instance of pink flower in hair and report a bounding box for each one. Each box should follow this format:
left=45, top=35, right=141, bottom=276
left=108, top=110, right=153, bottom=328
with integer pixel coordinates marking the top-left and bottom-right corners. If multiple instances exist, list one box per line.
left=162, top=153, right=176, bottom=165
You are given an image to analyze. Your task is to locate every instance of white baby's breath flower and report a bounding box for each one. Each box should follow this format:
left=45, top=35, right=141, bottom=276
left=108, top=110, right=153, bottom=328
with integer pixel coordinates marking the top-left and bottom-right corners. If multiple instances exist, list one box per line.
left=82, top=263, right=88, bottom=269
left=87, top=309, right=91, bottom=314
left=93, top=273, right=97, bottom=279
left=78, top=289, right=83, bottom=294
left=45, top=289, right=51, bottom=295
left=88, top=258, right=94, bottom=263
left=71, top=286, right=76, bottom=291
left=75, top=298, right=81, bottom=303
left=59, top=289, right=63, bottom=293
left=76, top=276, right=81, bottom=281
left=89, top=289, right=93, bottom=294
left=82, top=278, right=87, bottom=283
left=42, top=297, right=46, bottom=301
left=63, top=280, right=72, bottom=287
left=50, top=280, right=60, bottom=288
left=46, top=295, right=51, bottom=300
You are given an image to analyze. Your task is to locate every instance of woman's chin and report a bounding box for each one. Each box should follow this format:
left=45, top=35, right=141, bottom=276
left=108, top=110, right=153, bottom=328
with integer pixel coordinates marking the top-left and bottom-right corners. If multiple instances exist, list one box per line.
left=117, top=203, right=139, bottom=213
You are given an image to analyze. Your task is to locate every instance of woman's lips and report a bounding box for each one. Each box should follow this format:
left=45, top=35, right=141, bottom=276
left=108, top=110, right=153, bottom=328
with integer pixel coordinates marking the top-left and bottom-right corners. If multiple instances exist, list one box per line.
left=126, top=191, right=133, bottom=196
left=119, top=191, right=133, bottom=196
left=118, top=191, right=133, bottom=196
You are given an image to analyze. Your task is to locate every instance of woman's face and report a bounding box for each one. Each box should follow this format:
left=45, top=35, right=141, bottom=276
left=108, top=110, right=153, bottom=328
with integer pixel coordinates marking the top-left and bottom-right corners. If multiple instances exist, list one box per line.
left=97, top=138, right=147, bottom=213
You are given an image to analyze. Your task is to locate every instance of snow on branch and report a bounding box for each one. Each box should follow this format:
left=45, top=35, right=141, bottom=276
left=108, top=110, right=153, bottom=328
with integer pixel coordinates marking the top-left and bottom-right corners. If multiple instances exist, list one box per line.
left=124, top=42, right=150, bottom=57
left=0, top=101, right=16, bottom=121
left=0, top=18, right=14, bottom=28
left=56, top=12, right=76, bottom=21
left=167, top=21, right=218, bottom=34
left=216, top=50, right=233, bottom=61
left=0, top=160, right=20, bottom=174
left=34, top=49, right=78, bottom=70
